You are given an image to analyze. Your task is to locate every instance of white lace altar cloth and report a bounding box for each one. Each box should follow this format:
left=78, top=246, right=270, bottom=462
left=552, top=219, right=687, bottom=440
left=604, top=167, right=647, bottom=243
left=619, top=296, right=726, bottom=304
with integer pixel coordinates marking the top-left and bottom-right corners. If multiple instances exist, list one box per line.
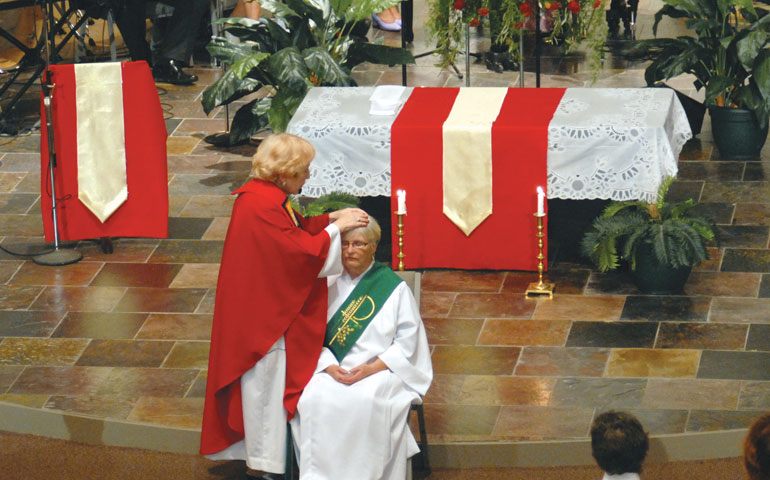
left=287, top=87, right=408, bottom=198
left=287, top=87, right=691, bottom=201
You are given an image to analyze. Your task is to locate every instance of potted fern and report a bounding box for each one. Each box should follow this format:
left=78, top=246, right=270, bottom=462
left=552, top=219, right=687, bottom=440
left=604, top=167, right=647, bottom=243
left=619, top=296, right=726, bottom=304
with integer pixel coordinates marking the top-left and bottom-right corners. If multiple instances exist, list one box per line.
left=580, top=177, right=716, bottom=295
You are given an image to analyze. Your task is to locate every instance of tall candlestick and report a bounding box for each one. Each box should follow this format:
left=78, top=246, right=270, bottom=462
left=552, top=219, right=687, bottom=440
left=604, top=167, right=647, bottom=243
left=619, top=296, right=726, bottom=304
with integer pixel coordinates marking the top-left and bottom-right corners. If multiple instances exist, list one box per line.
left=395, top=212, right=405, bottom=271
left=397, top=189, right=407, bottom=215
left=536, top=186, right=545, bottom=216
left=525, top=212, right=554, bottom=298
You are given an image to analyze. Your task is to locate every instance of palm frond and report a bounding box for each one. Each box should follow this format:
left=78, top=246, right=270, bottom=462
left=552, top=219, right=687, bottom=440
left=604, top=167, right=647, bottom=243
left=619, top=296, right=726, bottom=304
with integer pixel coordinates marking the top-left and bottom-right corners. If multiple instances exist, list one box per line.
left=581, top=175, right=717, bottom=272
left=297, top=191, right=361, bottom=217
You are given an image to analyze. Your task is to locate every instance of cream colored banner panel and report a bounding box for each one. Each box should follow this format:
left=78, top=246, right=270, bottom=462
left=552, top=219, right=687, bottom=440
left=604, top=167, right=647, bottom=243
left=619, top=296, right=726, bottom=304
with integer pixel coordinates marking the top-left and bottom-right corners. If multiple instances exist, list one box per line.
left=75, top=63, right=128, bottom=223
left=442, top=87, right=508, bottom=236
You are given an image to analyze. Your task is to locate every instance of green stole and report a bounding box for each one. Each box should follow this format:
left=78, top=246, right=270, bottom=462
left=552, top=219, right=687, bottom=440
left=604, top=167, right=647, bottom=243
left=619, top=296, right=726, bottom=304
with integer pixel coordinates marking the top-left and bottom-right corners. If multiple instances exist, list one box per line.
left=324, top=262, right=403, bottom=362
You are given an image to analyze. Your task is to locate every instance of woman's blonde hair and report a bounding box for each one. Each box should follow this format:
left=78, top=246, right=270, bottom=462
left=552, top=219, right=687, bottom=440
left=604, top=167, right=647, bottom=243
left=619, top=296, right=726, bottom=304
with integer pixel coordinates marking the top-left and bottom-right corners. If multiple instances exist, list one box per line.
left=251, top=133, right=315, bottom=183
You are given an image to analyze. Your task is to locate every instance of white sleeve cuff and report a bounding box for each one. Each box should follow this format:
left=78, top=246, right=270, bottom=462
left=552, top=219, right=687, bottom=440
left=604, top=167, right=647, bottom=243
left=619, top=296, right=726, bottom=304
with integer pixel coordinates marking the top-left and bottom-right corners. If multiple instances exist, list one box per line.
left=319, top=223, right=342, bottom=278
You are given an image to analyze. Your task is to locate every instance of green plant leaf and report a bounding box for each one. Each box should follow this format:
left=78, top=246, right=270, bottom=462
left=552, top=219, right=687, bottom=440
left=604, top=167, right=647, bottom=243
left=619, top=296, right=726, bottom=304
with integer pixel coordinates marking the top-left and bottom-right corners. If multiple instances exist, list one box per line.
left=753, top=49, right=770, bottom=102
left=202, top=69, right=262, bottom=114
left=737, top=30, right=768, bottom=69
left=302, top=191, right=361, bottom=216
left=302, top=46, right=352, bottom=85
left=329, top=0, right=352, bottom=17
left=229, top=98, right=271, bottom=144
left=257, top=0, right=301, bottom=19
left=267, top=87, right=307, bottom=132
left=230, top=52, right=270, bottom=79
left=347, top=42, right=415, bottom=68
left=733, top=0, right=757, bottom=16
left=206, top=37, right=259, bottom=63
left=264, top=18, right=294, bottom=52
left=290, top=18, right=315, bottom=51
left=283, top=0, right=327, bottom=26
left=705, top=75, right=735, bottom=104
left=269, top=46, right=311, bottom=91
left=655, top=176, right=675, bottom=211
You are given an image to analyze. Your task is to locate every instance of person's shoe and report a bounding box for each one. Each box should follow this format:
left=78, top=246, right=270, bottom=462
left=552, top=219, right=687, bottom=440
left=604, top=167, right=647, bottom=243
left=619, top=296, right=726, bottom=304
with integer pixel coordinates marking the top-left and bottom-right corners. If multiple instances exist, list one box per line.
left=152, top=59, right=198, bottom=85
left=371, top=14, right=400, bottom=32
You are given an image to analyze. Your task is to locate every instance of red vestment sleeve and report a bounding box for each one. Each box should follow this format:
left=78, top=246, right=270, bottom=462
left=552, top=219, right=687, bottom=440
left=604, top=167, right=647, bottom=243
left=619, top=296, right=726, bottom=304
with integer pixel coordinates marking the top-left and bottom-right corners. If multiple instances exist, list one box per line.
left=200, top=180, right=332, bottom=455
left=300, top=213, right=331, bottom=234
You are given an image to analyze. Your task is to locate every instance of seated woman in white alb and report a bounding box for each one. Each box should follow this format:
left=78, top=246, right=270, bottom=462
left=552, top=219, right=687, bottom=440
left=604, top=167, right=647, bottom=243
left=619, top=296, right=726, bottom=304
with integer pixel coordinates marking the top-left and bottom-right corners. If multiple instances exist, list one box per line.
left=291, top=216, right=433, bottom=480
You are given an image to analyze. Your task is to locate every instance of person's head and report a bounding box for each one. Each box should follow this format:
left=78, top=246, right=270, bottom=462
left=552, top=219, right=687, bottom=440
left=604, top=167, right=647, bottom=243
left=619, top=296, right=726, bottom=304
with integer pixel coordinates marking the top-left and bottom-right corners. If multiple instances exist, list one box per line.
left=341, top=215, right=380, bottom=278
left=590, top=411, right=649, bottom=475
left=251, top=133, right=314, bottom=195
left=745, top=413, right=770, bottom=480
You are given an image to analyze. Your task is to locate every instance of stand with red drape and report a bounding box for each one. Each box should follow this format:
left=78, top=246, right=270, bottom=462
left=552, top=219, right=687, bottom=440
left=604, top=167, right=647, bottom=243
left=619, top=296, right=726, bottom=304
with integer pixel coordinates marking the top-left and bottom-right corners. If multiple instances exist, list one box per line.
left=390, top=87, right=565, bottom=271
left=40, top=61, right=168, bottom=242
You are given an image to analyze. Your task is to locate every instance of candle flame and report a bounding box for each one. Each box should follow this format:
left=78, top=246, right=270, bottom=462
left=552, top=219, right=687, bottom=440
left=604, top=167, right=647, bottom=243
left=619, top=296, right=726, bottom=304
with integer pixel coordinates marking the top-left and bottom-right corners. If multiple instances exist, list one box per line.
left=536, top=186, right=544, bottom=195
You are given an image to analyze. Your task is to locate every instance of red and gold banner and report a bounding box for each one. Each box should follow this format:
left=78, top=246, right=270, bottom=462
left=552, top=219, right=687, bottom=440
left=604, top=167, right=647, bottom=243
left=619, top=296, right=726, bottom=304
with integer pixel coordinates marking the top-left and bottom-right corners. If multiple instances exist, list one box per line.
left=40, top=61, right=168, bottom=242
left=390, top=87, right=566, bottom=271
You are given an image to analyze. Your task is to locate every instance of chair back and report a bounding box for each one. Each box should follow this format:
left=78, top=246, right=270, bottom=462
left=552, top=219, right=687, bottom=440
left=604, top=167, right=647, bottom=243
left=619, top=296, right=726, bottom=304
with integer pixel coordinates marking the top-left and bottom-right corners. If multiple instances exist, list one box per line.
left=395, top=270, right=421, bottom=305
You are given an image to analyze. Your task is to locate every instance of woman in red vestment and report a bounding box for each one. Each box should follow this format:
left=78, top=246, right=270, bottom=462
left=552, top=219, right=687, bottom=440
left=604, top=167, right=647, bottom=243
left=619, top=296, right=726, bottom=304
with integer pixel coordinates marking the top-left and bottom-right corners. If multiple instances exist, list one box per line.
left=200, top=133, right=367, bottom=479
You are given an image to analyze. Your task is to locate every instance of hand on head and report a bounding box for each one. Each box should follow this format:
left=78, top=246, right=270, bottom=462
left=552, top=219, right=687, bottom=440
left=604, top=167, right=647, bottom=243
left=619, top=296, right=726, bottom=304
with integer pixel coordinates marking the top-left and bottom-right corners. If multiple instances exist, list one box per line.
left=330, top=208, right=369, bottom=233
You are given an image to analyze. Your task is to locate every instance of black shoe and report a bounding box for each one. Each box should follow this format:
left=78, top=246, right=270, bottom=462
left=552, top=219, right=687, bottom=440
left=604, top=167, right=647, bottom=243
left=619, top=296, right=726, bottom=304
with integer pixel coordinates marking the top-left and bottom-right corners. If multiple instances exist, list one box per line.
left=152, top=59, right=198, bottom=85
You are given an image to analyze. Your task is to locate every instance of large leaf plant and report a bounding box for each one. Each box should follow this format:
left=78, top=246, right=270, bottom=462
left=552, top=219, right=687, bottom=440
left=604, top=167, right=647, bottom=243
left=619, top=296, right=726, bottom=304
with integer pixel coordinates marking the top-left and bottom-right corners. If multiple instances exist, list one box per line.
left=202, top=0, right=415, bottom=143
left=625, top=0, right=770, bottom=129
left=580, top=177, right=716, bottom=272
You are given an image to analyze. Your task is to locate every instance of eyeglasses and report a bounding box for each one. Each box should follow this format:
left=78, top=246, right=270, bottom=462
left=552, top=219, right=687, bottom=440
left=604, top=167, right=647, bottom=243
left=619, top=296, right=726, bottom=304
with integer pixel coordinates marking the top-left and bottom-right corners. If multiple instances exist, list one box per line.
left=341, top=241, right=369, bottom=250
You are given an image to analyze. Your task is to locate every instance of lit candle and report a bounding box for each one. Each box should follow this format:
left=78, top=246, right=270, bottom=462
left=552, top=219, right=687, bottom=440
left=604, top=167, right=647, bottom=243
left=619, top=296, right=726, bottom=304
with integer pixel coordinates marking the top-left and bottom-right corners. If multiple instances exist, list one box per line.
left=536, top=186, right=545, bottom=216
left=397, top=189, right=407, bottom=214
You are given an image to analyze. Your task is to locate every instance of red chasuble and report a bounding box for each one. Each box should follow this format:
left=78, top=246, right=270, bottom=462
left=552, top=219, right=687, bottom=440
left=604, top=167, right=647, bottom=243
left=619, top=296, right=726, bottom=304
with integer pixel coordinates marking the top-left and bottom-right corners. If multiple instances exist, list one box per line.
left=39, top=61, right=168, bottom=241
left=390, top=87, right=565, bottom=271
left=200, top=179, right=332, bottom=455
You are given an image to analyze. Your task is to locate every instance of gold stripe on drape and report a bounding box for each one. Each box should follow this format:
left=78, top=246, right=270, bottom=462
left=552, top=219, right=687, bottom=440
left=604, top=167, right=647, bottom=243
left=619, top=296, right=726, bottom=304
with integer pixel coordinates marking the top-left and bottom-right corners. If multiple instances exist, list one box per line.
left=442, top=88, right=508, bottom=236
left=75, top=63, right=128, bottom=223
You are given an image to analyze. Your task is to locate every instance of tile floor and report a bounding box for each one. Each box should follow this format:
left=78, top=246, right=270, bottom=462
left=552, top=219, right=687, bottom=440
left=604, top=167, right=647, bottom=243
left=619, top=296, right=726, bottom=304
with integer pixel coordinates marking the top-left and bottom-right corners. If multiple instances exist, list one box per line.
left=0, top=0, right=769, bottom=446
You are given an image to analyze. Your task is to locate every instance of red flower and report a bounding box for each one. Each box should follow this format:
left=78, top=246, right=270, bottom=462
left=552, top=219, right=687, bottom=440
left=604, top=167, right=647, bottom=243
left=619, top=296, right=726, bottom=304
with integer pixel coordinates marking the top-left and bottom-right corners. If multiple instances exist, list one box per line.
left=546, top=1, right=559, bottom=10
left=519, top=2, right=532, bottom=15
left=453, top=0, right=465, bottom=10
left=477, top=7, right=489, bottom=16
left=567, top=0, right=580, bottom=13
left=593, top=0, right=601, bottom=7
left=469, top=17, right=480, bottom=27
left=515, top=22, right=524, bottom=28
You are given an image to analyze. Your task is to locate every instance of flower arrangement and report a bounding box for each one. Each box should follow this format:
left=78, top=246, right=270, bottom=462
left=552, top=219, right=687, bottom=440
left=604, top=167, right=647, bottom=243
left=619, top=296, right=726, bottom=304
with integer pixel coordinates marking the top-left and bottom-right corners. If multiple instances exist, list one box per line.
left=426, top=0, right=607, bottom=76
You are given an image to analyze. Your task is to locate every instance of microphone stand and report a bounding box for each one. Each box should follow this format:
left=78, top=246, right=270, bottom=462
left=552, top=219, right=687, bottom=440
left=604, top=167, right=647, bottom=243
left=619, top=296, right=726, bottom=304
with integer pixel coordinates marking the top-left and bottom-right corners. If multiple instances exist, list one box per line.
left=33, top=0, right=82, bottom=266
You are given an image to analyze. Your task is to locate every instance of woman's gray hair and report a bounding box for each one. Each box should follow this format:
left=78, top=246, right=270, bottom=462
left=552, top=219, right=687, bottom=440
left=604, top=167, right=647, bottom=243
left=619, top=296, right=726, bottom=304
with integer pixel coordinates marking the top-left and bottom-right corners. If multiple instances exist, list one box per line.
left=343, top=214, right=381, bottom=246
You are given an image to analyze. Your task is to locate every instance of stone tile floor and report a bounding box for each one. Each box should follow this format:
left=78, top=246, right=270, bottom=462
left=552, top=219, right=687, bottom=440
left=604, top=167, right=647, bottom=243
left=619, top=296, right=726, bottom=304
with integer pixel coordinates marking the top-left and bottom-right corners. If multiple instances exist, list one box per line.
left=0, top=0, right=769, bottom=445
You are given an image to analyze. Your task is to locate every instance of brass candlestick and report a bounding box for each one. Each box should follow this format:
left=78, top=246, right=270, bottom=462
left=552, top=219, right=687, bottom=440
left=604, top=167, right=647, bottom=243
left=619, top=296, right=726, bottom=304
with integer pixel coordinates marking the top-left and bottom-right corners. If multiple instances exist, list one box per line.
left=525, top=213, right=554, bottom=298
left=395, top=212, right=405, bottom=271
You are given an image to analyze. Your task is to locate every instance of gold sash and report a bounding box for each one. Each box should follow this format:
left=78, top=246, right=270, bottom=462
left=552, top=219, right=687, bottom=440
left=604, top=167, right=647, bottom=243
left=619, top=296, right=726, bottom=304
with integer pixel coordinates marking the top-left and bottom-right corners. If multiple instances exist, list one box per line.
left=442, top=88, right=508, bottom=236
left=75, top=63, right=128, bottom=223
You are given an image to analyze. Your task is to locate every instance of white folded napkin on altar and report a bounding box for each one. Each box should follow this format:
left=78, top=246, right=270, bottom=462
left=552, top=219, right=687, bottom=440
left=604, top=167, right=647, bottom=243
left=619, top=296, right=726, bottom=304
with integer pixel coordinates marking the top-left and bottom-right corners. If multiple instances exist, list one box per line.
left=369, top=85, right=407, bottom=115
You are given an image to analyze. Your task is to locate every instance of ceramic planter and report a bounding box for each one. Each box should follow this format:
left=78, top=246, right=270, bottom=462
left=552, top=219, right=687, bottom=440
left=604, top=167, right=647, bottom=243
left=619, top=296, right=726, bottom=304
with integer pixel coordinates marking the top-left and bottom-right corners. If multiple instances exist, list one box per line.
left=709, top=106, right=769, bottom=159
left=631, top=244, right=692, bottom=295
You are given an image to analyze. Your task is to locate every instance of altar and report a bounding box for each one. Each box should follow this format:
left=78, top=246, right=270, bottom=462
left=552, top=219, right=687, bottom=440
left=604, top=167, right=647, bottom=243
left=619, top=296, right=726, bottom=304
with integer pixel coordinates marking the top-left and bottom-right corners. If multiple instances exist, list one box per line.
left=287, top=87, right=692, bottom=270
